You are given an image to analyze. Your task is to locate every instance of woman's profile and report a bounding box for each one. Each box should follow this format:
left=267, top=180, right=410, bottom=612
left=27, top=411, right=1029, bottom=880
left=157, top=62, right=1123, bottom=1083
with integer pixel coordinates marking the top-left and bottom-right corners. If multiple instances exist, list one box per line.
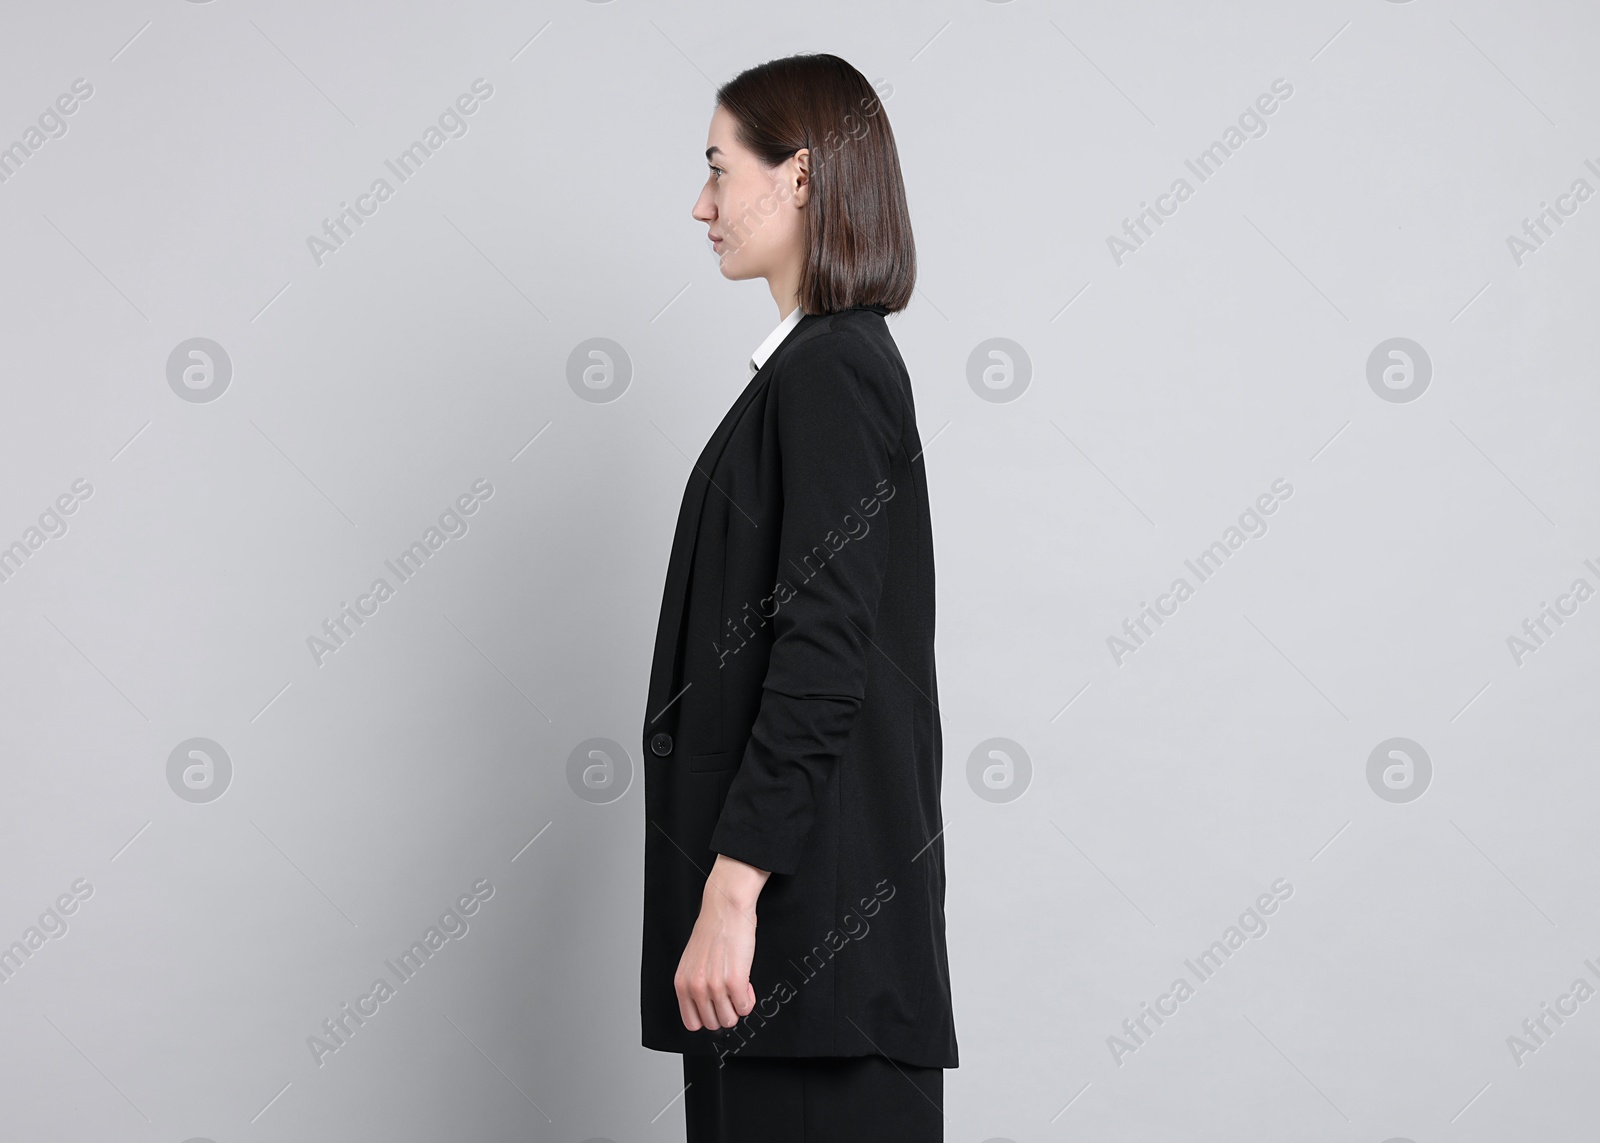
left=640, top=52, right=957, bottom=1141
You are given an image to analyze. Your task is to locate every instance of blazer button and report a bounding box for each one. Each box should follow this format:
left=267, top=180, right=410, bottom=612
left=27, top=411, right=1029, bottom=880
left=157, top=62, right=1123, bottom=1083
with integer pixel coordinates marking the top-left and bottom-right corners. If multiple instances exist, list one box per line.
left=650, top=732, right=673, bottom=757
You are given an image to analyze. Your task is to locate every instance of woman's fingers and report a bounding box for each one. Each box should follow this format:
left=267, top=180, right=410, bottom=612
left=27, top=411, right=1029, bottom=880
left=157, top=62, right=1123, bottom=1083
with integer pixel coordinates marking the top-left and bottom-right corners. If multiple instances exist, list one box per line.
left=676, top=966, right=752, bottom=1030
left=674, top=969, right=703, bottom=1030
left=709, top=979, right=741, bottom=1029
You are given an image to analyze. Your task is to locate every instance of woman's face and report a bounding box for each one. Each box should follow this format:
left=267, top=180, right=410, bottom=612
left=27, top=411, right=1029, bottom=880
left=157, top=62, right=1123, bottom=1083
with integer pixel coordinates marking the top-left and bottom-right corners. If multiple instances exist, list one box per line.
left=692, top=103, right=808, bottom=284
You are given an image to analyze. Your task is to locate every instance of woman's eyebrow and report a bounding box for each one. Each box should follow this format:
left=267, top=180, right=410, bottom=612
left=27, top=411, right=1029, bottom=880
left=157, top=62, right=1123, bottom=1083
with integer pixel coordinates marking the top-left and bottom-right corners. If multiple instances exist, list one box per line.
left=705, top=146, right=723, bottom=160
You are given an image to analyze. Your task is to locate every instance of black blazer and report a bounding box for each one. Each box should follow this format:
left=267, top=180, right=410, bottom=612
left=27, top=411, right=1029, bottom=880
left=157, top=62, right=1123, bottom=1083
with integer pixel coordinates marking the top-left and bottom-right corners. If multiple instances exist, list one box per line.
left=640, top=303, right=958, bottom=1069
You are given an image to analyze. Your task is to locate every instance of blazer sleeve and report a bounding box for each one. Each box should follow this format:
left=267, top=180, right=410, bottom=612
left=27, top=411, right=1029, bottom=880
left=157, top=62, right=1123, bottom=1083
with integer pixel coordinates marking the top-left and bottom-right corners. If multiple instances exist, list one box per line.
left=707, top=329, right=902, bottom=876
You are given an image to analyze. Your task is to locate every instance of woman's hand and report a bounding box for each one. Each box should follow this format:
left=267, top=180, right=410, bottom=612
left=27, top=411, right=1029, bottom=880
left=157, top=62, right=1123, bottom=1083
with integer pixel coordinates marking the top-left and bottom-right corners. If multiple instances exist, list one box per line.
left=674, top=853, right=771, bottom=1031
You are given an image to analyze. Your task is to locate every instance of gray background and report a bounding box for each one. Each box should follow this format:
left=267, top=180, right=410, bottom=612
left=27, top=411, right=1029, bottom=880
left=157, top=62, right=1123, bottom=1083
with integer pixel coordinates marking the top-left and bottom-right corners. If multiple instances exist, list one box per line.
left=1, top=0, right=1596, bottom=1140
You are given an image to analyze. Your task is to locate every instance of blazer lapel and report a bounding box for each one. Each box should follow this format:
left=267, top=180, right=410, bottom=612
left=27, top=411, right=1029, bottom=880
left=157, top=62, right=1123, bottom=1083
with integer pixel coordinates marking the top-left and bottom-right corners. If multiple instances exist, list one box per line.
left=645, top=321, right=813, bottom=729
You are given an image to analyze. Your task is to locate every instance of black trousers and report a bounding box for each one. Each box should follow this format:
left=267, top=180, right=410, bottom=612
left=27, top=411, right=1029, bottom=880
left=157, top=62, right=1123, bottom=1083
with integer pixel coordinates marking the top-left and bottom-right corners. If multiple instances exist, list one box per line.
left=681, top=1052, right=943, bottom=1142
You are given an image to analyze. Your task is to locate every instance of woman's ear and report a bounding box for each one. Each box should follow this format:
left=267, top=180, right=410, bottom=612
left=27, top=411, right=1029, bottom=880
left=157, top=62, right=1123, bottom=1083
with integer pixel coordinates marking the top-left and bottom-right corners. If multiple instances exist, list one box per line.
left=791, top=147, right=811, bottom=207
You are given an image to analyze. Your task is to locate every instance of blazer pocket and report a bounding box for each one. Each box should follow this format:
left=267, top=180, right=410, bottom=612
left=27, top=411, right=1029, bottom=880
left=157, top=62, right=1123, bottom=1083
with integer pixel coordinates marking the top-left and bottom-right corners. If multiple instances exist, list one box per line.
left=690, top=751, right=738, bottom=773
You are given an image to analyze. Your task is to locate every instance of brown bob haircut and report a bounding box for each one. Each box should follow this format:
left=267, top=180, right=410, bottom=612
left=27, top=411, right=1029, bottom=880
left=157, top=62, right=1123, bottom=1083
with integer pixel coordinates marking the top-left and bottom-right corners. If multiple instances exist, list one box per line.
left=716, top=53, right=916, bottom=315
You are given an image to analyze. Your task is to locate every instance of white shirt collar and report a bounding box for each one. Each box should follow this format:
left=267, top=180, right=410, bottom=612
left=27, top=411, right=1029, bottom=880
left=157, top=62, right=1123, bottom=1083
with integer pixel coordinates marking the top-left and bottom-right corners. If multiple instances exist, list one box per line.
left=749, top=307, right=805, bottom=378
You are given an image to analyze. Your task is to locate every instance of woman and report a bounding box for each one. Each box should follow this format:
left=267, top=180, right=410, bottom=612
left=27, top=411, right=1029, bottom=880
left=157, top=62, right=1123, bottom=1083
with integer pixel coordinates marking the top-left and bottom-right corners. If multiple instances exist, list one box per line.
left=641, top=53, right=957, bottom=1142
